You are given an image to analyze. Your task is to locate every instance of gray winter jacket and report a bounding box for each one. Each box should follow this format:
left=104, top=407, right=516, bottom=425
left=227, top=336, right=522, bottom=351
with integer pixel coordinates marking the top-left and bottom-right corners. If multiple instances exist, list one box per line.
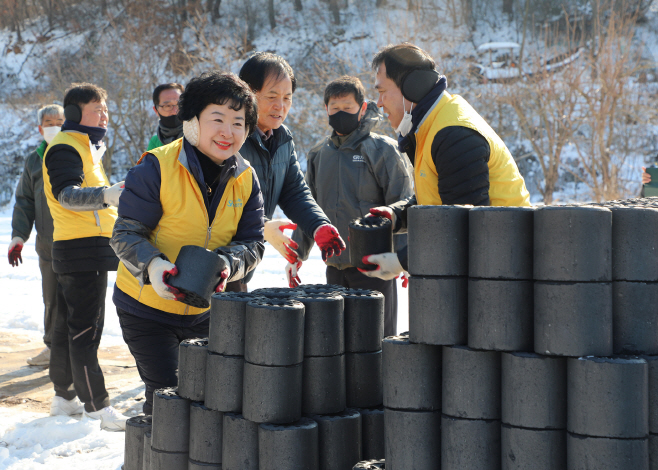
left=239, top=124, right=330, bottom=239
left=292, top=103, right=414, bottom=269
left=11, top=141, right=54, bottom=260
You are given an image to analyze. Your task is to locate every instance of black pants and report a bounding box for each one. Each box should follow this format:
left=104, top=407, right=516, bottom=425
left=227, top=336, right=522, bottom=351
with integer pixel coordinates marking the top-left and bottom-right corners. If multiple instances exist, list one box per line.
left=117, top=308, right=210, bottom=414
left=38, top=255, right=57, bottom=348
left=49, top=271, right=110, bottom=412
left=326, top=266, right=398, bottom=337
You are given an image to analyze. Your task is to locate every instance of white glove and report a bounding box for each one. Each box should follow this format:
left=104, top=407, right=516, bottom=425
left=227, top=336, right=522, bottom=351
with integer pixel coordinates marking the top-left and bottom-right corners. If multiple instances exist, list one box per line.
left=358, top=252, right=404, bottom=280
left=147, top=257, right=182, bottom=301
left=264, top=219, right=299, bottom=263
left=366, top=206, right=396, bottom=227
left=103, top=181, right=125, bottom=207
left=285, top=260, right=302, bottom=288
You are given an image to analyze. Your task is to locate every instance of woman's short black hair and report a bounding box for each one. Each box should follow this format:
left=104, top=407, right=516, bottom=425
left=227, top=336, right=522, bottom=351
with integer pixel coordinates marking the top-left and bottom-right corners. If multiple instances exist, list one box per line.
left=178, top=71, right=258, bottom=135
left=239, top=52, right=297, bottom=93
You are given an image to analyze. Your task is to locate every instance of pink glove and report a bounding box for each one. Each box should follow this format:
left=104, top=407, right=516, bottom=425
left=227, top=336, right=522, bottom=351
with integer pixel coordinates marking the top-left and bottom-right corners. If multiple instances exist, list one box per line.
left=314, top=224, right=346, bottom=261
left=8, top=237, right=24, bottom=267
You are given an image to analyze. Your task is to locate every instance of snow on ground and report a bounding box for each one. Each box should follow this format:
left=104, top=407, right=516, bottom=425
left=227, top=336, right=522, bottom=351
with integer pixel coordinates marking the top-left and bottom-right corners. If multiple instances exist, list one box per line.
left=0, top=201, right=408, bottom=469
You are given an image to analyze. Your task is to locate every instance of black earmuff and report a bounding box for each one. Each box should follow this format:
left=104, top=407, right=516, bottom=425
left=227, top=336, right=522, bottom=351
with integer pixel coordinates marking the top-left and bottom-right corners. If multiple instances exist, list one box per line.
left=401, top=69, right=440, bottom=103
left=64, top=103, right=82, bottom=123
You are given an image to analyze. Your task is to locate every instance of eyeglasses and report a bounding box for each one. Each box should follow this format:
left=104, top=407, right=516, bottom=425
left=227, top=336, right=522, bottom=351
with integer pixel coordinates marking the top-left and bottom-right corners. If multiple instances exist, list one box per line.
left=158, top=103, right=179, bottom=112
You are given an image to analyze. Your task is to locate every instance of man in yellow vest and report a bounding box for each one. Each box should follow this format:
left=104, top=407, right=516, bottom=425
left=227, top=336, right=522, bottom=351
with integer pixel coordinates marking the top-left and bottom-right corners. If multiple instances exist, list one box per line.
left=359, top=43, right=531, bottom=281
left=43, top=83, right=127, bottom=431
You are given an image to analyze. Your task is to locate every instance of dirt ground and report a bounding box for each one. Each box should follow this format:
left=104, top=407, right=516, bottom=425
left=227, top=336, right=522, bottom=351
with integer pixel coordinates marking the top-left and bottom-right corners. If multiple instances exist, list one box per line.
left=0, top=329, right=144, bottom=415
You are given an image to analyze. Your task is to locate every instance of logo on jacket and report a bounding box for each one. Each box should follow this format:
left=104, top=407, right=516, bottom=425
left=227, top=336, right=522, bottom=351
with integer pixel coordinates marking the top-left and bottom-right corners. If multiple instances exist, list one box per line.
left=352, top=155, right=365, bottom=163
left=420, top=170, right=427, bottom=177
left=228, top=199, right=243, bottom=208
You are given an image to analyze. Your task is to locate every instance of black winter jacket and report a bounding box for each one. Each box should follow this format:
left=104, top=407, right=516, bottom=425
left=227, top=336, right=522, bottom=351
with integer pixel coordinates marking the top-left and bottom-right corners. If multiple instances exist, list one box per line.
left=392, top=125, right=491, bottom=270
left=239, top=125, right=331, bottom=237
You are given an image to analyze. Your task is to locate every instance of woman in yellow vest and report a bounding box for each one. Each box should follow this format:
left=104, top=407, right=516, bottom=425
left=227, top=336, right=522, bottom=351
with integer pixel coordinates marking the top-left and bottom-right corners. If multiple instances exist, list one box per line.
left=110, top=72, right=265, bottom=414
left=360, top=43, right=531, bottom=281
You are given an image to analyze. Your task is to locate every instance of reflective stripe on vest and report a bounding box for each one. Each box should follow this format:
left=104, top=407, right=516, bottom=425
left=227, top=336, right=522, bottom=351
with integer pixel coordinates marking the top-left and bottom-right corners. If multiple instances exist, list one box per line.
left=116, top=138, right=253, bottom=316
left=42, top=131, right=118, bottom=241
left=414, top=92, right=531, bottom=207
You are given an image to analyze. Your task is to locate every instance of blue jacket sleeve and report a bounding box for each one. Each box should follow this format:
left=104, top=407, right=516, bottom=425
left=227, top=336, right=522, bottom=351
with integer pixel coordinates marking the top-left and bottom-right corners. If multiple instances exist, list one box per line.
left=234, top=171, right=265, bottom=243
left=277, top=142, right=331, bottom=239
left=118, top=154, right=163, bottom=230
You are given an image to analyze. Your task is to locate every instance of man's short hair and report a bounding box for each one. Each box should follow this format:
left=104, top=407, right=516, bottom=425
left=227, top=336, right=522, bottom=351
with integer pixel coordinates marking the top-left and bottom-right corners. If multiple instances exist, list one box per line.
left=37, top=104, right=64, bottom=126
left=178, top=71, right=259, bottom=136
left=324, top=76, right=366, bottom=106
left=239, top=52, right=297, bottom=94
left=371, top=43, right=436, bottom=90
left=63, top=83, right=108, bottom=110
left=153, top=83, right=185, bottom=107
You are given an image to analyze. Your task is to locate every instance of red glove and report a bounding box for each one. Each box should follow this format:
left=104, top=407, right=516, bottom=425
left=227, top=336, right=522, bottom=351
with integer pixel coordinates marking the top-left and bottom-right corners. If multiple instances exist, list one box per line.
left=368, top=206, right=394, bottom=220
left=286, top=261, right=302, bottom=288
left=8, top=237, right=24, bottom=267
left=314, top=224, right=346, bottom=261
left=215, top=267, right=231, bottom=293
left=400, top=273, right=409, bottom=288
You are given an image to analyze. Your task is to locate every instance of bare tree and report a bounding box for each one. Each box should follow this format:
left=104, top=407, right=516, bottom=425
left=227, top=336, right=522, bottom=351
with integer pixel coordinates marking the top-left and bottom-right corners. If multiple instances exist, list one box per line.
left=571, top=0, right=650, bottom=201
left=268, top=0, right=276, bottom=29
left=491, top=13, right=586, bottom=204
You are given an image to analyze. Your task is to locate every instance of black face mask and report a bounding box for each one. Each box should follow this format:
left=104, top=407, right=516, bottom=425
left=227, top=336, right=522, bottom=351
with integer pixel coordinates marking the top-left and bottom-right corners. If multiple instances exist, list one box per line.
left=159, top=113, right=182, bottom=129
left=328, top=110, right=361, bottom=136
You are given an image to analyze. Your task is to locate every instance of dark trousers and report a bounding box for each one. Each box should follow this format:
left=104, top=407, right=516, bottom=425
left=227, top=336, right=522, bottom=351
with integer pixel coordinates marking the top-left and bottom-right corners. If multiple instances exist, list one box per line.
left=117, top=308, right=210, bottom=414
left=326, top=266, right=398, bottom=337
left=49, top=271, right=110, bottom=412
left=38, top=255, right=57, bottom=348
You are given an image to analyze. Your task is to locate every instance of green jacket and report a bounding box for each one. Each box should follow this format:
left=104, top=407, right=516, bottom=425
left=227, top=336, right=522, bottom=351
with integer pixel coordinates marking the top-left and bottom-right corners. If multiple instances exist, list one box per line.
left=11, top=140, right=54, bottom=260
left=147, top=134, right=163, bottom=151
left=292, top=103, right=414, bottom=269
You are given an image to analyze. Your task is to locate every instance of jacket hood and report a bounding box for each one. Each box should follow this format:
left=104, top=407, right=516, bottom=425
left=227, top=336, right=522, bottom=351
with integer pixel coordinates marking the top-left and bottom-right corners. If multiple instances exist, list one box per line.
left=336, top=102, right=383, bottom=149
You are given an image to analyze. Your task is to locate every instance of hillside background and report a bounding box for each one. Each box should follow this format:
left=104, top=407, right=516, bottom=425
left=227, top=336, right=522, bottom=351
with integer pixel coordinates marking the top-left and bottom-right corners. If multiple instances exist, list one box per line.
left=1, top=0, right=657, bottom=205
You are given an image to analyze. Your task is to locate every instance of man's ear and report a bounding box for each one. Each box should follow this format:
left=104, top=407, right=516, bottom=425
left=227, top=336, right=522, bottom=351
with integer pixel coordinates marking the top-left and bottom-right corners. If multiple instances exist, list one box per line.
left=153, top=106, right=159, bottom=116
left=38, top=125, right=44, bottom=136
left=358, top=101, right=368, bottom=119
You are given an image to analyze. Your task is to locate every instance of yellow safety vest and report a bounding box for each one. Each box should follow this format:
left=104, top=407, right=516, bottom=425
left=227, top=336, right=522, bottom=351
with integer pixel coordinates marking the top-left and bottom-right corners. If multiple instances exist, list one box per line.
left=414, top=92, right=531, bottom=207
left=42, top=131, right=118, bottom=241
left=116, top=138, right=254, bottom=315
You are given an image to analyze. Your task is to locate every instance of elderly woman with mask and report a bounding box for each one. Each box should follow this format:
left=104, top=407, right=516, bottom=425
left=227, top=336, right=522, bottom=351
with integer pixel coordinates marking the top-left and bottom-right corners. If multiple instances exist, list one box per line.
left=110, top=71, right=265, bottom=414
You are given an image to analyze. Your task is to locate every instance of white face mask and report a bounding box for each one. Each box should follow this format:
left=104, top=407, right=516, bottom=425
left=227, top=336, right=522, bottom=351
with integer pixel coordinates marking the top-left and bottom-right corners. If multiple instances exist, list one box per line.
left=42, top=126, right=61, bottom=144
left=395, top=97, right=414, bottom=137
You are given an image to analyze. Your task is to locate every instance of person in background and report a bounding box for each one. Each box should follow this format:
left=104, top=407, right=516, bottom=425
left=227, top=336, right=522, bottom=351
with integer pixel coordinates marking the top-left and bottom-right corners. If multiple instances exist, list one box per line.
left=9, top=104, right=64, bottom=367
left=361, top=43, right=531, bottom=282
left=42, top=83, right=127, bottom=431
left=111, top=71, right=265, bottom=415
left=233, top=52, right=345, bottom=291
left=147, top=83, right=184, bottom=151
left=292, top=76, right=413, bottom=336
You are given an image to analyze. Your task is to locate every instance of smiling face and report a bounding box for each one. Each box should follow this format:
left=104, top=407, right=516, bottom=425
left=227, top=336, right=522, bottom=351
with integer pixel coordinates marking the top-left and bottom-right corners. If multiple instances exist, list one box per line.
left=374, top=63, right=407, bottom=130
left=79, top=100, right=108, bottom=129
left=254, top=74, right=293, bottom=133
left=195, top=102, right=247, bottom=164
